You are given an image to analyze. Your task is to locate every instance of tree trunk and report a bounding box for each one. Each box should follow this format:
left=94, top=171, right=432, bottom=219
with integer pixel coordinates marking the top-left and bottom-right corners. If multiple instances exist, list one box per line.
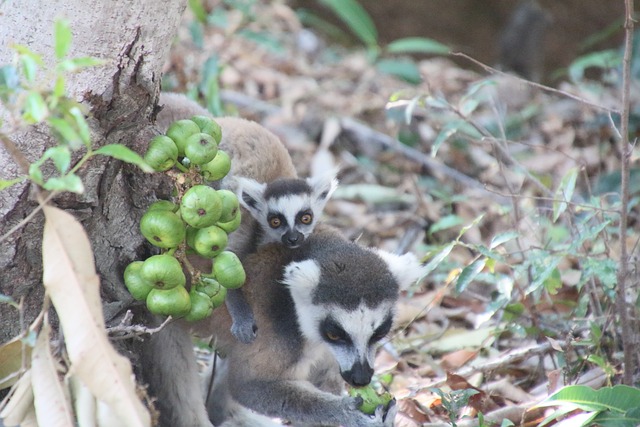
left=0, top=0, right=187, bottom=343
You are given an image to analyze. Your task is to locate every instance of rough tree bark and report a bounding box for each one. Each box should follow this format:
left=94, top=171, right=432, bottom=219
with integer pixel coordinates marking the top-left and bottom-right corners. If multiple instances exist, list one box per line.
left=0, top=0, right=187, bottom=343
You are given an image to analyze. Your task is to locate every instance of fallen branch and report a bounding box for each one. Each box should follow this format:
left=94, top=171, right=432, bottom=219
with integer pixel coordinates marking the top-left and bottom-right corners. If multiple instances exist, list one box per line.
left=107, top=311, right=173, bottom=340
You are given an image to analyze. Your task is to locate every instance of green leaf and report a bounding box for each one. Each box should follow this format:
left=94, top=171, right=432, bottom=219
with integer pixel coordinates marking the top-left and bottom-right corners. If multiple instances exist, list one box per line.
left=319, top=0, right=378, bottom=47
left=58, top=57, right=104, bottom=72
left=538, top=385, right=640, bottom=414
left=592, top=409, right=640, bottom=427
left=69, top=107, right=91, bottom=147
left=459, top=98, right=479, bottom=116
left=0, top=65, right=20, bottom=102
left=54, top=20, right=72, bottom=59
left=0, top=177, right=26, bottom=191
left=48, top=117, right=82, bottom=148
left=52, top=76, right=66, bottom=104
left=376, top=58, right=421, bottom=84
left=527, top=255, right=562, bottom=295
left=569, top=49, right=621, bottom=82
left=455, top=258, right=486, bottom=293
left=24, top=92, right=48, bottom=123
left=44, top=146, right=72, bottom=173
left=428, top=214, right=464, bottom=235
left=386, top=37, right=449, bottom=55
left=28, top=163, right=44, bottom=185
left=432, top=119, right=464, bottom=157
left=188, top=0, right=208, bottom=23
left=94, top=144, right=154, bottom=173
left=421, top=242, right=455, bottom=277
left=553, top=167, right=578, bottom=222
left=490, top=231, right=519, bottom=249
left=43, top=174, right=84, bottom=194
left=543, top=267, right=562, bottom=295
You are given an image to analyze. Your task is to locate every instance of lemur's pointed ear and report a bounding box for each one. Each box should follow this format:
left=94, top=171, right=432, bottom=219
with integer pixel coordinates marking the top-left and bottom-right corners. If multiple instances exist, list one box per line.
left=374, top=249, right=425, bottom=291
left=282, top=259, right=321, bottom=304
left=236, top=177, right=267, bottom=214
left=307, top=169, right=338, bottom=203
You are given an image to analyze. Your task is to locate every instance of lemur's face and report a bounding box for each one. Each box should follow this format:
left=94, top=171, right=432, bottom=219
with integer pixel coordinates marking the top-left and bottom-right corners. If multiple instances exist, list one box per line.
left=281, top=259, right=396, bottom=387
left=263, top=193, right=316, bottom=248
left=237, top=175, right=337, bottom=248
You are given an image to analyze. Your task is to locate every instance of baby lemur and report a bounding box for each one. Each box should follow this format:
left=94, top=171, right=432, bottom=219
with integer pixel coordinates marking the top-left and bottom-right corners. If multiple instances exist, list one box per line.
left=154, top=93, right=337, bottom=344
left=138, top=94, right=423, bottom=427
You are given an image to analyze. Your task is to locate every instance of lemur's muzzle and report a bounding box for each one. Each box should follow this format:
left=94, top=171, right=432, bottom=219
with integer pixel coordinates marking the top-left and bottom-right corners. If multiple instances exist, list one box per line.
left=341, top=360, right=373, bottom=387
left=282, top=230, right=304, bottom=248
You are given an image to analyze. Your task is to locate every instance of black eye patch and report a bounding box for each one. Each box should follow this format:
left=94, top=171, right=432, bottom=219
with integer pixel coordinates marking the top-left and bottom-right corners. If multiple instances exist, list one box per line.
left=369, top=315, right=393, bottom=344
left=267, top=213, right=287, bottom=229
left=319, top=317, right=351, bottom=345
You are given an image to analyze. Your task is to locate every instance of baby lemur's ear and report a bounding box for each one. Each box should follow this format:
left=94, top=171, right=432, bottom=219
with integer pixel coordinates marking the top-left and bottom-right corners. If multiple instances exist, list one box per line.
left=281, top=259, right=321, bottom=303
left=236, top=177, right=268, bottom=215
left=306, top=169, right=338, bottom=204
left=374, top=249, right=425, bottom=291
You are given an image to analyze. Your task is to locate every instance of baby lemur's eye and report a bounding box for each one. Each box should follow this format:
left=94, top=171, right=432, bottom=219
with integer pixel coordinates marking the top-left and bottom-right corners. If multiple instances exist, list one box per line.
left=299, top=213, right=313, bottom=225
left=268, top=215, right=282, bottom=228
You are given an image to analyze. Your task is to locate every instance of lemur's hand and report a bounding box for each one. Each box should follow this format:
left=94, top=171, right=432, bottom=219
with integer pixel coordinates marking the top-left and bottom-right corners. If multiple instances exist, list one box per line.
left=342, top=396, right=396, bottom=427
left=230, top=317, right=257, bottom=344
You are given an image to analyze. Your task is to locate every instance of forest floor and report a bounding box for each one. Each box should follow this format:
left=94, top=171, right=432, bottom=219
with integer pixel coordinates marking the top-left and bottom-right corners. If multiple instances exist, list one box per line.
left=165, top=2, right=638, bottom=426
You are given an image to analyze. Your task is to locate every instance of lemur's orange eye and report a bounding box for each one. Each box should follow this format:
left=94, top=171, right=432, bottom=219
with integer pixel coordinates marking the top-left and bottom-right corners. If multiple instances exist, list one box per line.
left=268, top=217, right=281, bottom=228
left=300, top=213, right=313, bottom=224
left=325, top=331, right=341, bottom=341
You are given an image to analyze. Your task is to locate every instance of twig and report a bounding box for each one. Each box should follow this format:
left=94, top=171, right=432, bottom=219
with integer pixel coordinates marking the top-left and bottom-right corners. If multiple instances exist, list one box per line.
left=412, top=341, right=553, bottom=393
left=616, top=0, right=635, bottom=385
left=107, top=312, right=173, bottom=340
left=452, top=52, right=620, bottom=115
left=339, top=117, right=509, bottom=205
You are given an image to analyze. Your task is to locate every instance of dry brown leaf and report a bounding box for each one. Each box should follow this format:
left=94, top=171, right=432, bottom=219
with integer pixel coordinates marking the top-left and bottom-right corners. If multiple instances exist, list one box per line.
left=0, top=335, right=30, bottom=390
left=42, top=205, right=150, bottom=427
left=31, top=322, right=74, bottom=427
left=440, top=349, right=479, bottom=370
left=0, top=370, right=34, bottom=426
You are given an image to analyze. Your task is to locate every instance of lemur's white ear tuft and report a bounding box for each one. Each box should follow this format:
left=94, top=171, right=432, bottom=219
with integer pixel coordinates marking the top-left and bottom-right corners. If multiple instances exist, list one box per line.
left=307, top=169, right=339, bottom=203
left=375, top=250, right=425, bottom=291
left=236, top=177, right=267, bottom=214
left=282, top=259, right=321, bottom=302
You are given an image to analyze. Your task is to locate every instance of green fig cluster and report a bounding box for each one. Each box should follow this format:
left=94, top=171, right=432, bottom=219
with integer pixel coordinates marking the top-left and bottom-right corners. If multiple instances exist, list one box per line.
left=125, top=115, right=245, bottom=321
left=143, top=114, right=231, bottom=180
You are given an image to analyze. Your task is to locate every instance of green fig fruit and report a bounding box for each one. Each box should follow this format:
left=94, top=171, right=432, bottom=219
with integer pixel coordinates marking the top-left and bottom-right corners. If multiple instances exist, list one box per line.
left=190, top=115, right=222, bottom=143
left=179, top=185, right=222, bottom=228
left=166, top=119, right=200, bottom=156
left=146, top=286, right=191, bottom=317
left=213, top=251, right=245, bottom=289
left=144, top=135, right=179, bottom=171
left=124, top=261, right=154, bottom=301
left=184, top=289, right=214, bottom=322
left=140, top=209, right=186, bottom=249
left=193, top=225, right=228, bottom=258
left=184, top=132, right=218, bottom=165
left=147, top=200, right=178, bottom=212
left=201, top=150, right=231, bottom=182
left=217, top=189, right=240, bottom=223
left=216, top=209, right=241, bottom=233
left=140, top=254, right=186, bottom=290
left=195, top=277, right=227, bottom=308
left=185, top=225, right=198, bottom=249
left=348, top=385, right=393, bottom=415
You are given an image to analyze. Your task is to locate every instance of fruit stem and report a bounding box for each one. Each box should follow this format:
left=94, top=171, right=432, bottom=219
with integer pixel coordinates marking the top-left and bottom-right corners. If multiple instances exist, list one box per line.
left=174, top=161, right=189, bottom=173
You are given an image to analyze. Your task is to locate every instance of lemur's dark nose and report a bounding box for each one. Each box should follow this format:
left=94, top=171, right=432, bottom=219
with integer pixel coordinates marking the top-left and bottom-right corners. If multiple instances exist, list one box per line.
left=343, top=361, right=373, bottom=387
left=283, top=231, right=304, bottom=248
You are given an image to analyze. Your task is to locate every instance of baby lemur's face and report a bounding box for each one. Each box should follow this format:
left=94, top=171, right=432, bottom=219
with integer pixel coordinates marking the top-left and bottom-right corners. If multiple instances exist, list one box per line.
left=237, top=174, right=338, bottom=248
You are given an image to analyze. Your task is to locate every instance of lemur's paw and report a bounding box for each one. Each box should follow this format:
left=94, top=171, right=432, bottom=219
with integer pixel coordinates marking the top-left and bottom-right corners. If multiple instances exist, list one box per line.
left=231, top=320, right=257, bottom=344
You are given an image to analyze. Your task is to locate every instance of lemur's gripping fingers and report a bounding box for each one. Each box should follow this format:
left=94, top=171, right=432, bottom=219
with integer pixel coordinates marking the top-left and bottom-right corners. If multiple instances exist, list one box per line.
left=379, top=398, right=397, bottom=426
left=230, top=317, right=257, bottom=344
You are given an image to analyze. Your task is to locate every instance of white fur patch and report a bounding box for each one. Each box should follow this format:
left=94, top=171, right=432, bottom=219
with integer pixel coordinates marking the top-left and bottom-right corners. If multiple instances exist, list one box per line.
left=374, top=249, right=424, bottom=290
left=282, top=259, right=321, bottom=298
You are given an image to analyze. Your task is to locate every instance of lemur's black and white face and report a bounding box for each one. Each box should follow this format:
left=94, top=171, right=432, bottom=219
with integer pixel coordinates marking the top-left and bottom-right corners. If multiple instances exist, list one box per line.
left=281, top=244, right=424, bottom=387
left=237, top=174, right=337, bottom=248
